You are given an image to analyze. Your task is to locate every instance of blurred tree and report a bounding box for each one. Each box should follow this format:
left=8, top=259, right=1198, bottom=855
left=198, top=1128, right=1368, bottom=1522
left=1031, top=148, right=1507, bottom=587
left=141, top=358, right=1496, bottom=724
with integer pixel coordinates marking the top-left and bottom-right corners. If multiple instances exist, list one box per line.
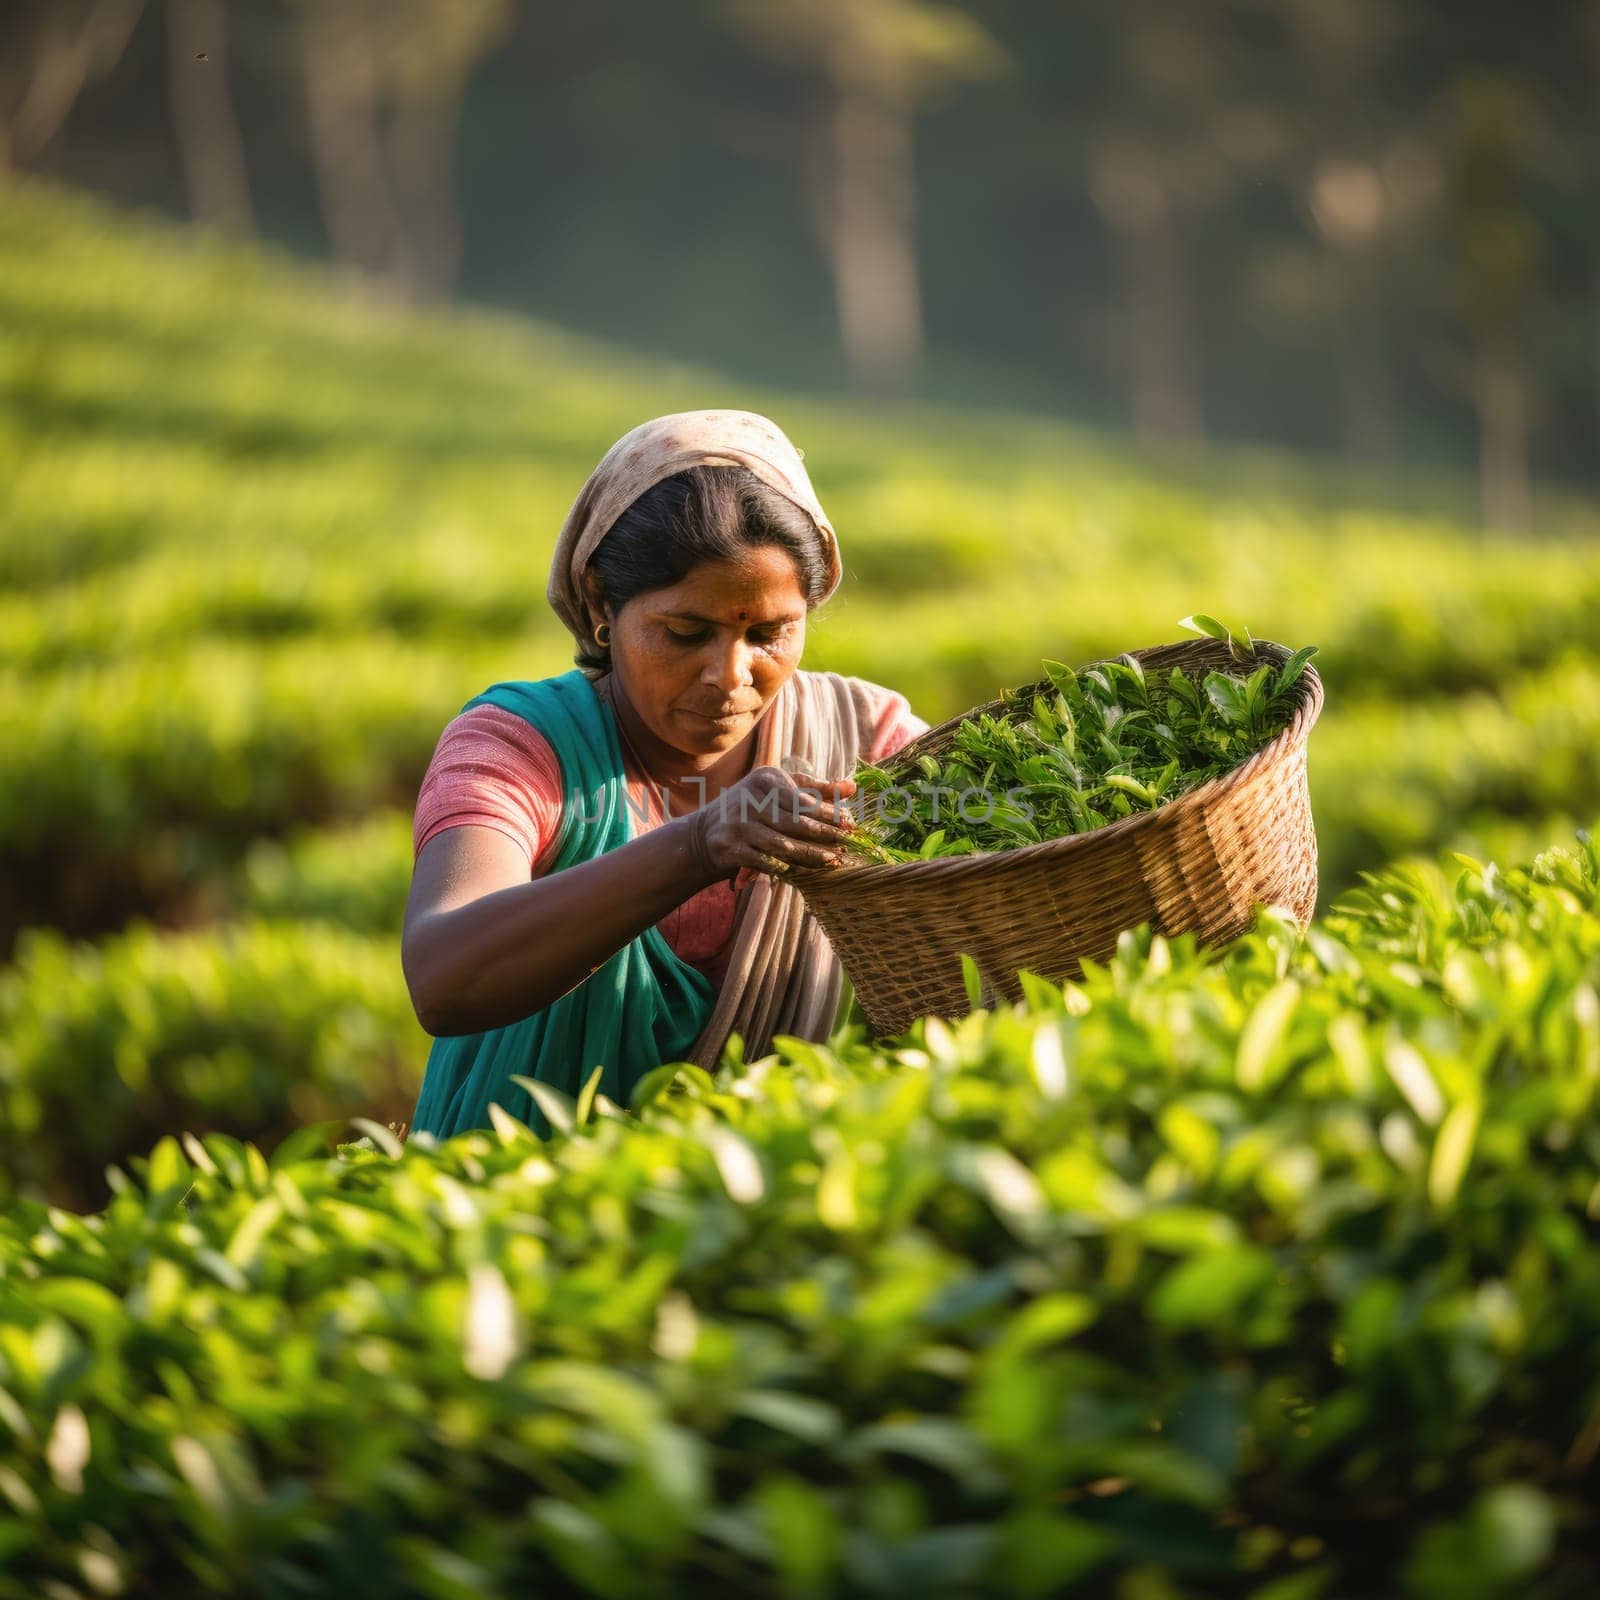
left=294, top=0, right=402, bottom=282
left=1587, top=2, right=1600, bottom=456
left=294, top=0, right=511, bottom=299
left=1080, top=1, right=1286, bottom=458
left=1438, top=69, right=1549, bottom=534
left=723, top=0, right=1005, bottom=395
left=165, top=0, right=254, bottom=237
left=379, top=0, right=513, bottom=299
left=0, top=0, right=145, bottom=174
left=1304, top=137, right=1443, bottom=467
left=3, top=0, right=1598, bottom=493
left=1280, top=0, right=1415, bottom=468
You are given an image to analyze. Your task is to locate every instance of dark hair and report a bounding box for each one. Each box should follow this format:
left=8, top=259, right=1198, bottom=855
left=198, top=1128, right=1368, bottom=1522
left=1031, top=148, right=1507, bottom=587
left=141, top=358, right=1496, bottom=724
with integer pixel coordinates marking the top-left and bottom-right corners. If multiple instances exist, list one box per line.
left=579, top=464, right=832, bottom=674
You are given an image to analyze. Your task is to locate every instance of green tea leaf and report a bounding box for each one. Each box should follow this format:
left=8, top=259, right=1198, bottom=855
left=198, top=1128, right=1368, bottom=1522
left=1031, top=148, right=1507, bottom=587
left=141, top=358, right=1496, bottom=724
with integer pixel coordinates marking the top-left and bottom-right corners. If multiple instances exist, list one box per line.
left=1178, top=613, right=1230, bottom=643
left=524, top=1079, right=575, bottom=1136
left=145, top=1135, right=191, bottom=1198
left=627, top=1063, right=682, bottom=1111
left=1275, top=644, right=1319, bottom=692
left=961, top=952, right=984, bottom=1011
left=1236, top=979, right=1302, bottom=1092
left=733, top=1390, right=843, bottom=1444
left=1150, top=1244, right=1274, bottom=1329
left=1428, top=1098, right=1481, bottom=1208
left=574, top=1063, right=604, bottom=1127
left=347, top=1118, right=403, bottom=1159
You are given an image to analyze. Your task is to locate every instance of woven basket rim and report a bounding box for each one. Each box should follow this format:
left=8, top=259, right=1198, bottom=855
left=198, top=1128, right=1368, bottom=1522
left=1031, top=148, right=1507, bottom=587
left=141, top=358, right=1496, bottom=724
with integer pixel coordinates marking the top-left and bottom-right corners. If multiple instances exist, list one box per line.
left=789, top=635, right=1324, bottom=889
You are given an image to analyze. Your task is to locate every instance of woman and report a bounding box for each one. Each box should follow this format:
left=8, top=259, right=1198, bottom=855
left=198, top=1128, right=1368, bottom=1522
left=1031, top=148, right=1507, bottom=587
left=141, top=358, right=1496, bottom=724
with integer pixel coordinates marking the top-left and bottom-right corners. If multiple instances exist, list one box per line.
left=401, top=409, right=930, bottom=1141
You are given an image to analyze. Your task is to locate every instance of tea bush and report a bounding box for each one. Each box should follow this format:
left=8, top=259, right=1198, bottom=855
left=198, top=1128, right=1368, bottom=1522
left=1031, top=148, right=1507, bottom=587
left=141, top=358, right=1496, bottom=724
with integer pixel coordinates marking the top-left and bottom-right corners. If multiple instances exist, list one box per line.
left=0, top=825, right=1595, bottom=1597
left=226, top=812, right=416, bottom=935
left=4, top=182, right=1599, bottom=1226
left=0, top=638, right=510, bottom=943
left=1310, top=651, right=1600, bottom=888
left=4, top=189, right=1599, bottom=1593
left=0, top=918, right=423, bottom=1210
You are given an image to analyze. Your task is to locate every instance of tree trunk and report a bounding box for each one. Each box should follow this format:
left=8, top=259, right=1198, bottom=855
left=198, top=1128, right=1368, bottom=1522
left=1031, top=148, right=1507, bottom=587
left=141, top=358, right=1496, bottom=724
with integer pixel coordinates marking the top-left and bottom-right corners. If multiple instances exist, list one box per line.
left=1116, top=207, right=1203, bottom=453
left=1334, top=244, right=1398, bottom=466
left=298, top=3, right=402, bottom=281
left=385, top=93, right=464, bottom=301
left=1593, top=248, right=1600, bottom=457
left=166, top=0, right=253, bottom=237
left=820, top=81, right=923, bottom=394
left=10, top=0, right=146, bottom=167
left=1473, top=342, right=1532, bottom=534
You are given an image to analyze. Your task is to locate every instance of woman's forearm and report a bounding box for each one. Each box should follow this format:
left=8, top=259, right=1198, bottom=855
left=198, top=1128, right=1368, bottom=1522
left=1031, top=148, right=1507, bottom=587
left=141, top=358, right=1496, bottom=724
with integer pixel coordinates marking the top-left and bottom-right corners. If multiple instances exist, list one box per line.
left=407, top=816, right=720, bottom=1036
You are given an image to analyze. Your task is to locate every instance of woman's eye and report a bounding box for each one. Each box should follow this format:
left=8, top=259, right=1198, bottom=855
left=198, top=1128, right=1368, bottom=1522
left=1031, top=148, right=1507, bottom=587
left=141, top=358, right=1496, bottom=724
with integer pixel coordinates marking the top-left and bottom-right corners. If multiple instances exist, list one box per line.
left=663, top=623, right=791, bottom=646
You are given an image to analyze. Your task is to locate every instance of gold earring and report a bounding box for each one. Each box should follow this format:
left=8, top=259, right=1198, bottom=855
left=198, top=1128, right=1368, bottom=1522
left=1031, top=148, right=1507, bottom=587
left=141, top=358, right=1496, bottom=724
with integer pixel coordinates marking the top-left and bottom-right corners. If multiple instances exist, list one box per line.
left=594, top=622, right=612, bottom=647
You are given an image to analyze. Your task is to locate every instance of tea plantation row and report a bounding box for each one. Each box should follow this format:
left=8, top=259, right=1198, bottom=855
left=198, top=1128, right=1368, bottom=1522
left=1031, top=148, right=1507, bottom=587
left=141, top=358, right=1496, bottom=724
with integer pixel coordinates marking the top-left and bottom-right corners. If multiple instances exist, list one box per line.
left=0, top=828, right=1596, bottom=1596
left=4, top=183, right=1600, bottom=1220
left=4, top=184, right=1600, bottom=1595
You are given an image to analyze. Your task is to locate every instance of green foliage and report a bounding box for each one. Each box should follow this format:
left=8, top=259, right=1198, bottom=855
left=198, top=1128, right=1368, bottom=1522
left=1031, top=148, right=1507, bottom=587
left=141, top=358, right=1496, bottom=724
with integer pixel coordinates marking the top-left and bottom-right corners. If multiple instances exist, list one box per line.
left=1310, top=650, right=1600, bottom=890
left=845, top=639, right=1316, bottom=861
left=227, top=811, right=416, bottom=936
left=0, top=918, right=425, bottom=1211
left=3, top=186, right=1599, bottom=932
left=0, top=156, right=1596, bottom=1600
left=0, top=183, right=1596, bottom=1214
left=0, top=824, right=1596, bottom=1595
left=0, top=639, right=511, bottom=939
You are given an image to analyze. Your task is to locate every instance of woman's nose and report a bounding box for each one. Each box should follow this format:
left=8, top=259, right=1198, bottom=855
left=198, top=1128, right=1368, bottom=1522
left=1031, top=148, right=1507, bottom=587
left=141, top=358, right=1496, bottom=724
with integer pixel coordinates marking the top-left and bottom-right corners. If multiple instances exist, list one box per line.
left=702, top=635, right=755, bottom=692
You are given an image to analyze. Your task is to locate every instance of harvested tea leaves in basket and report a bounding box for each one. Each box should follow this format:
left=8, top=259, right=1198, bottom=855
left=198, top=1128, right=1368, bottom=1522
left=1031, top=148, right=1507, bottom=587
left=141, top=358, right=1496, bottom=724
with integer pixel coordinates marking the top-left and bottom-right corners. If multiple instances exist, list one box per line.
left=842, top=627, right=1318, bottom=863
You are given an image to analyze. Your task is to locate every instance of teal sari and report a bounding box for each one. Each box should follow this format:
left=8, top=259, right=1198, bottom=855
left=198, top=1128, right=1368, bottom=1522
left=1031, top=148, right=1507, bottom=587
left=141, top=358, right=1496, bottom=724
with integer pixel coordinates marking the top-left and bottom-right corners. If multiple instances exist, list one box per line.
left=406, top=669, right=719, bottom=1143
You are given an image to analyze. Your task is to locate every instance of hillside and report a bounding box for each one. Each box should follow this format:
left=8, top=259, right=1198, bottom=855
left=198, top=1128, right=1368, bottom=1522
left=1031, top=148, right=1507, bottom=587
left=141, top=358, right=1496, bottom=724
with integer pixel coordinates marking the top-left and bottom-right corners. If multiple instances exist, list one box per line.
left=1, top=180, right=1598, bottom=1208
left=2, top=183, right=1600, bottom=1597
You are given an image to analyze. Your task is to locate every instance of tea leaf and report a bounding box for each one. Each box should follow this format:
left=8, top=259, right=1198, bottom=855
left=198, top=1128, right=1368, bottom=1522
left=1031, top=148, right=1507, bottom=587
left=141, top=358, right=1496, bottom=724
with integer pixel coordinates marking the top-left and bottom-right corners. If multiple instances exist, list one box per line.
left=961, top=953, right=984, bottom=1011
left=574, top=1063, right=604, bottom=1127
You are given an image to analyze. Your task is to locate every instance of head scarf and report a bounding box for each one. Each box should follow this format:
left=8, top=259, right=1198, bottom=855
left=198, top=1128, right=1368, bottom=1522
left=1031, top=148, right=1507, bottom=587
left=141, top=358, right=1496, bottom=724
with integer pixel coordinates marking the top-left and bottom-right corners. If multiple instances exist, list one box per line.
left=547, top=409, right=843, bottom=672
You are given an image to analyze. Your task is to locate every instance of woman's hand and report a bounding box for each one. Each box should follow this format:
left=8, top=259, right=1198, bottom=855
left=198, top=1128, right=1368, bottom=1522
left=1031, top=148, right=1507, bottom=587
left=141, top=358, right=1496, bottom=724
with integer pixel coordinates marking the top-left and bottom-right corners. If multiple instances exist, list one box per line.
left=687, top=764, right=857, bottom=880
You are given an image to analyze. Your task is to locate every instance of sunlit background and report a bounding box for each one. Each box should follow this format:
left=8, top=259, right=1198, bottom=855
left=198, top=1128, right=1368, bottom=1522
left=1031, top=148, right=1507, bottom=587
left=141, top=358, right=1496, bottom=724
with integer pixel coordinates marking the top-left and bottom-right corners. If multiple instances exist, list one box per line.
left=12, top=0, right=1600, bottom=500
left=2, top=0, right=1598, bottom=1211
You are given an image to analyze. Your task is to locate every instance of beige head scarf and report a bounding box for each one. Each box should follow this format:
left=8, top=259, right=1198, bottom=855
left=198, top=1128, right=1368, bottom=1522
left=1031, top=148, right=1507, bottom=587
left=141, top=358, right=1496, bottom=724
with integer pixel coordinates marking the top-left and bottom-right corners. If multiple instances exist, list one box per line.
left=546, top=409, right=875, bottom=1068
left=548, top=409, right=843, bottom=669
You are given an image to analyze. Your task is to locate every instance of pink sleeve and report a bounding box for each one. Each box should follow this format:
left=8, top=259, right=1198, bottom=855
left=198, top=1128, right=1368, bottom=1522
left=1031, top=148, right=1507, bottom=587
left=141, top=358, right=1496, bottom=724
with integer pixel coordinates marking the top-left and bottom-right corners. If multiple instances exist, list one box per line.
left=412, top=704, right=564, bottom=873
left=855, top=679, right=932, bottom=764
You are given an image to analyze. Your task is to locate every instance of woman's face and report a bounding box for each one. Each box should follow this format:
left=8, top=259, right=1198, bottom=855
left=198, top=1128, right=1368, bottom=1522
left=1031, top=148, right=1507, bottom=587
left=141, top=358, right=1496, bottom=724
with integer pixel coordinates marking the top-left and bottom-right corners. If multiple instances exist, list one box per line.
left=598, top=545, right=808, bottom=758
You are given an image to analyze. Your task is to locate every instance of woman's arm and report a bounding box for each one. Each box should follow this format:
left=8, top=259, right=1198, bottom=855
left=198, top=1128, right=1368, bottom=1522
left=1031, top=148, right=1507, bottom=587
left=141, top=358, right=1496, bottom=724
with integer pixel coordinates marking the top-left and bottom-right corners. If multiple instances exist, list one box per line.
left=402, top=815, right=711, bottom=1036
left=401, top=767, right=855, bottom=1036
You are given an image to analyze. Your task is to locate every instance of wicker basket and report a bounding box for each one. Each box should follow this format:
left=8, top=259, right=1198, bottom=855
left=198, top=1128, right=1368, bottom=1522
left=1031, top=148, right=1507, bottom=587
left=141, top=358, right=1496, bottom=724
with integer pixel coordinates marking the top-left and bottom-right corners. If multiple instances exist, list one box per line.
left=789, top=637, right=1324, bottom=1036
